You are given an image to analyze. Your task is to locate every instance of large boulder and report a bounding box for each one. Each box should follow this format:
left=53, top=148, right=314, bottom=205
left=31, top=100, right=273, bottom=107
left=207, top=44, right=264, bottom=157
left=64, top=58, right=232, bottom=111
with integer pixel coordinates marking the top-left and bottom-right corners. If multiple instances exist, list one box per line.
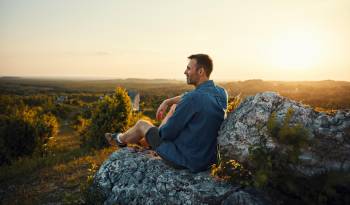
left=218, top=92, right=350, bottom=176
left=91, top=91, right=349, bottom=204
left=91, top=147, right=268, bottom=205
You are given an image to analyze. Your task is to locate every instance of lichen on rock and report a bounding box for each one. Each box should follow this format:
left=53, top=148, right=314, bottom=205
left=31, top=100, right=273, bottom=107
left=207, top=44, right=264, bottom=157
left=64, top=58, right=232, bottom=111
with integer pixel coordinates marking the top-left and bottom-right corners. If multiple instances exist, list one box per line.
left=91, top=147, right=267, bottom=205
left=218, top=91, right=350, bottom=176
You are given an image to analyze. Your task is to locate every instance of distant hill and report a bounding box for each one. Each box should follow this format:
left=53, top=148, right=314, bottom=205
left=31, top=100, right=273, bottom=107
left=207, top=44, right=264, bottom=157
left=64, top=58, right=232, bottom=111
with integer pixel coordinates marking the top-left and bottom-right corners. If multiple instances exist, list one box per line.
left=1, top=77, right=350, bottom=110
left=0, top=77, right=189, bottom=94
left=0, top=76, right=22, bottom=80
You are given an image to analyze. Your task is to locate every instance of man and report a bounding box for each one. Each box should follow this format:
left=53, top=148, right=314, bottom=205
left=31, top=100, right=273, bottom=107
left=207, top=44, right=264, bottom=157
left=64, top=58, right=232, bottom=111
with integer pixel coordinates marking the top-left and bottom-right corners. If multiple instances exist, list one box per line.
left=105, top=54, right=228, bottom=173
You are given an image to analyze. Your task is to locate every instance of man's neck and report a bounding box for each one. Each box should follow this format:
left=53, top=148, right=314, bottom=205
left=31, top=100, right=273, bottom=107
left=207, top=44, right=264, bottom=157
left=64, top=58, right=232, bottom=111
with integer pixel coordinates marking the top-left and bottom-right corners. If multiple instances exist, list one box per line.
left=194, top=78, right=210, bottom=88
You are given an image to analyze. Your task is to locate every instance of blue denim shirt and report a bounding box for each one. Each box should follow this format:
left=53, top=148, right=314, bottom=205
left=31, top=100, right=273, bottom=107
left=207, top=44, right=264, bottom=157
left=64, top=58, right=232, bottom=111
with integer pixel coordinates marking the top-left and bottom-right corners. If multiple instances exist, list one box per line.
left=156, top=80, right=228, bottom=173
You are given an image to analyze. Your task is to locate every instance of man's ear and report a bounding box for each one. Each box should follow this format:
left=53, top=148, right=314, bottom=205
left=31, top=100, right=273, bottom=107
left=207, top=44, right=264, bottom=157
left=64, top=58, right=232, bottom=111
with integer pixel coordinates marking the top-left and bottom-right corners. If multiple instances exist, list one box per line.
left=199, top=67, right=204, bottom=75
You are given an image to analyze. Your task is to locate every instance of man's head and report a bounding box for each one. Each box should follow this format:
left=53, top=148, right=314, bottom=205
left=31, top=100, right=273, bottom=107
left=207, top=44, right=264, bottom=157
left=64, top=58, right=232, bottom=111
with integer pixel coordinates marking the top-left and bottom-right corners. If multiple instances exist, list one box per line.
left=185, top=54, right=213, bottom=86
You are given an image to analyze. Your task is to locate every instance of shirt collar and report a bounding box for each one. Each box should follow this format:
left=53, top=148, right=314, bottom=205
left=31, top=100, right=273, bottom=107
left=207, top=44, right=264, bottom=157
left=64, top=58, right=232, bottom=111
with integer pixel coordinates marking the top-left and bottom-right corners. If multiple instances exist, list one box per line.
left=195, top=80, right=214, bottom=90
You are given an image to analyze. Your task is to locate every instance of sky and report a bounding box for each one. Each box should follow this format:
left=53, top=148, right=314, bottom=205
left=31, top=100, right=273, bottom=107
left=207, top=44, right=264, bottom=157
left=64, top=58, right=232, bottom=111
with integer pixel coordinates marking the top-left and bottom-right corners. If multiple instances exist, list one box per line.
left=1, top=0, right=349, bottom=81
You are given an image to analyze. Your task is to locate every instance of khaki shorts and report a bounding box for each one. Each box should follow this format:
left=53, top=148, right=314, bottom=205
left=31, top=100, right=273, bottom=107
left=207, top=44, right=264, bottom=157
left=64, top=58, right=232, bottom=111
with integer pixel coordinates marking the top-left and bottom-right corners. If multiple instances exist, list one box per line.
left=145, top=127, right=185, bottom=170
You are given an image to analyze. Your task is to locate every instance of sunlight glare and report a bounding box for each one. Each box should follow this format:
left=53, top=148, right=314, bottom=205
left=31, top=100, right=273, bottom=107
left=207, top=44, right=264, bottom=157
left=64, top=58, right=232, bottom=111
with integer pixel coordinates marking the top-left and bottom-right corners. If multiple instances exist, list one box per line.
left=268, top=31, right=322, bottom=70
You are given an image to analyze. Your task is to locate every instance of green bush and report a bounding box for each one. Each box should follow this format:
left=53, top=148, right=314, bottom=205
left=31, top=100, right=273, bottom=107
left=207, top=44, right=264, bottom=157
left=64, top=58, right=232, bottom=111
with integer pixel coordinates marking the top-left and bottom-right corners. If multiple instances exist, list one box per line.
left=80, top=87, right=132, bottom=149
left=0, top=106, right=59, bottom=165
left=50, top=104, right=68, bottom=119
left=0, top=95, right=23, bottom=114
left=35, top=112, right=59, bottom=153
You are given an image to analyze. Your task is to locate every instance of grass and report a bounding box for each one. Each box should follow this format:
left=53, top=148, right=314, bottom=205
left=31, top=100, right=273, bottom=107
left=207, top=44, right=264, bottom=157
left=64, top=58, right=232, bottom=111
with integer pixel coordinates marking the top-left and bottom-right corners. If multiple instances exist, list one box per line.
left=0, top=124, right=116, bottom=204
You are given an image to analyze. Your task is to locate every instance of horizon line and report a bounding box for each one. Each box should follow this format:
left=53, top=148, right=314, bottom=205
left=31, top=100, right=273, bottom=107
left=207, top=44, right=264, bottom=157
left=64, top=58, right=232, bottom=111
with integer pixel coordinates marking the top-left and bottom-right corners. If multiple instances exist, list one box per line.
left=1, top=75, right=349, bottom=83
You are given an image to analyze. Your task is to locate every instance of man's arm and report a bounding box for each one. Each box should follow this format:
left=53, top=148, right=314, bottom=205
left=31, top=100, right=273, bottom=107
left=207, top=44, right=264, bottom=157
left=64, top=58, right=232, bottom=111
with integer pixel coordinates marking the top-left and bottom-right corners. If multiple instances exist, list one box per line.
left=156, top=95, right=182, bottom=120
left=159, top=93, right=197, bottom=141
left=165, top=95, right=182, bottom=105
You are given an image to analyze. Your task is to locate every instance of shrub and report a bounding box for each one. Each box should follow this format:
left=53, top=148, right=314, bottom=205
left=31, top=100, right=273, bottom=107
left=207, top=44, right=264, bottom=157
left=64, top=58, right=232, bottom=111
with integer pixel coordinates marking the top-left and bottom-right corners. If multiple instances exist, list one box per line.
left=0, top=95, right=24, bottom=114
left=50, top=103, right=75, bottom=120
left=80, top=87, right=132, bottom=149
left=35, top=113, right=59, bottom=153
left=0, top=106, right=59, bottom=165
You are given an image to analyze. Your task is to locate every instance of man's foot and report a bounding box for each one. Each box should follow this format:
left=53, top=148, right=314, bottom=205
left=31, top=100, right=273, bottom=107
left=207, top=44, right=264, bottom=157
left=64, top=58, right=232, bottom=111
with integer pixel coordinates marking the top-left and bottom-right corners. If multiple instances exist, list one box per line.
left=105, top=133, right=116, bottom=146
left=104, top=133, right=127, bottom=147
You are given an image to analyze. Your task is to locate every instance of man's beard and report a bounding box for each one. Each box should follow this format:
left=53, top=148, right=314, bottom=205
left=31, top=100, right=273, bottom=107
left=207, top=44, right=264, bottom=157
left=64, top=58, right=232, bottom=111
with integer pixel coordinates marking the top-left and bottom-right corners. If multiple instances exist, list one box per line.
left=186, top=76, right=191, bottom=84
left=186, top=75, right=198, bottom=85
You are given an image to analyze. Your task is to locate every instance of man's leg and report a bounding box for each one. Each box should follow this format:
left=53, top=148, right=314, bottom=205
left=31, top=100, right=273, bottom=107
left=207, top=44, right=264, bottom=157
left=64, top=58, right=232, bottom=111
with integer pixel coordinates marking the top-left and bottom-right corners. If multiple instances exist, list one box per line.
left=105, top=119, right=153, bottom=146
left=106, top=104, right=176, bottom=146
left=126, top=104, right=176, bottom=147
left=122, top=103, right=176, bottom=144
left=119, top=120, right=154, bottom=144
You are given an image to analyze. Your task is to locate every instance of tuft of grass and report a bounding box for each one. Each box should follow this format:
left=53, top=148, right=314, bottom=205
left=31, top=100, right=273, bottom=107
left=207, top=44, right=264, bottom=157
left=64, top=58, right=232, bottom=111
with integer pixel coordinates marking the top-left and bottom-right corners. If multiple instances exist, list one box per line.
left=227, top=93, right=242, bottom=113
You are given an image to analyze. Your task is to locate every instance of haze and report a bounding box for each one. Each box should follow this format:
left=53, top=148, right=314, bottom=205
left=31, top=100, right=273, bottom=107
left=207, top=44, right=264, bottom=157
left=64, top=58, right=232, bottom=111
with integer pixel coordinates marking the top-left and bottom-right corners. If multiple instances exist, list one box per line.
left=1, top=0, right=349, bottom=81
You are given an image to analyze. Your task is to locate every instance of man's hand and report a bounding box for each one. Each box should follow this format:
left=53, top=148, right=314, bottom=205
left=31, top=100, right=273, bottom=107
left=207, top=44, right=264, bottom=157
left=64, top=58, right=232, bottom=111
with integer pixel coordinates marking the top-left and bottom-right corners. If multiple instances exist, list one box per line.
left=156, top=99, right=169, bottom=120
left=156, top=95, right=182, bottom=121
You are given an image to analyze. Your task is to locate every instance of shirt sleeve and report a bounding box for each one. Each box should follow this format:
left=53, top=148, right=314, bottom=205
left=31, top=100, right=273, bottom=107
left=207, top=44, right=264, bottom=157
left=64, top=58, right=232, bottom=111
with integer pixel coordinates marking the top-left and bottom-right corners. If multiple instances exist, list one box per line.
left=159, top=92, right=197, bottom=141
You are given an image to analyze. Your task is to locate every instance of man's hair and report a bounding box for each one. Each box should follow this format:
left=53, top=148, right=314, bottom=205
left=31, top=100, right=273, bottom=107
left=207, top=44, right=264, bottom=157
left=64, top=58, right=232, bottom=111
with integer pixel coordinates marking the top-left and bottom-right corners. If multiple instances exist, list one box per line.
left=188, top=54, right=213, bottom=78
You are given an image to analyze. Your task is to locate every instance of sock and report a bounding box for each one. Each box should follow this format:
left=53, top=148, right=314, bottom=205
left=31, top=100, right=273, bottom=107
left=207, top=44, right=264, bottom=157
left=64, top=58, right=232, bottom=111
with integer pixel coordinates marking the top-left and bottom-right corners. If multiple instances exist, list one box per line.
left=116, top=133, right=125, bottom=144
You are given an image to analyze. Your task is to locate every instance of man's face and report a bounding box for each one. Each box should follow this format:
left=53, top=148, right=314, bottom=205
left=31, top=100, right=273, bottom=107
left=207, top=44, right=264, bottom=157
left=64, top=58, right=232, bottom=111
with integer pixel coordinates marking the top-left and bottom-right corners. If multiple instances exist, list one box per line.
left=184, top=59, right=200, bottom=85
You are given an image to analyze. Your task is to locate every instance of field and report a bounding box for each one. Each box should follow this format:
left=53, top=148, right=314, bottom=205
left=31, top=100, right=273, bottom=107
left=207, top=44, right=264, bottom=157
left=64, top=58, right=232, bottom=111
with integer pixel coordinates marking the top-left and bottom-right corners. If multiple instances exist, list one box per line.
left=0, top=77, right=350, bottom=204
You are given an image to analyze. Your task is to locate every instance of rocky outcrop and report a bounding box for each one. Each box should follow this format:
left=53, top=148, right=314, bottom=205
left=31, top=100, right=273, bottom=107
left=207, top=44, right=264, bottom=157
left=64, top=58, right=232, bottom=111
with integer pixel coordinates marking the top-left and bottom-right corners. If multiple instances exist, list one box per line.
left=91, top=91, right=350, bottom=204
left=91, top=147, right=268, bottom=205
left=218, top=91, right=350, bottom=176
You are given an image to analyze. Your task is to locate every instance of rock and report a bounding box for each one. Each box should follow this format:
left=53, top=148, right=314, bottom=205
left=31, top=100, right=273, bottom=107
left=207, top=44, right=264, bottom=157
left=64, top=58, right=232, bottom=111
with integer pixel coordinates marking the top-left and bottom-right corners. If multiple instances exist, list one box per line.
left=218, top=92, right=350, bottom=176
left=222, top=190, right=265, bottom=205
left=91, top=147, right=267, bottom=205
left=92, top=91, right=349, bottom=204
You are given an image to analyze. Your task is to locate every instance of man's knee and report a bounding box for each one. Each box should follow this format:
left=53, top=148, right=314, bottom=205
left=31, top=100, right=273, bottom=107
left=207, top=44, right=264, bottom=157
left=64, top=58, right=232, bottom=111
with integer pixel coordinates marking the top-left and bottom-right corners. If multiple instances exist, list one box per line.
left=136, top=120, right=153, bottom=132
left=136, top=119, right=153, bottom=126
